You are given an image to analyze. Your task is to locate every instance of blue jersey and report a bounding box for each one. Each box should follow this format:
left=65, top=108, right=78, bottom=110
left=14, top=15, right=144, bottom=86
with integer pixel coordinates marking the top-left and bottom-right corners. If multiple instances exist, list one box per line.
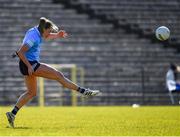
left=22, top=26, right=42, bottom=61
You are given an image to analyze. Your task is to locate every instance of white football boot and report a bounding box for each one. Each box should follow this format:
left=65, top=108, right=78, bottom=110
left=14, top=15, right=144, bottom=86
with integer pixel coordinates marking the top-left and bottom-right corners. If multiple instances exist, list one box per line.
left=83, top=89, right=101, bottom=98
left=6, top=112, right=15, bottom=128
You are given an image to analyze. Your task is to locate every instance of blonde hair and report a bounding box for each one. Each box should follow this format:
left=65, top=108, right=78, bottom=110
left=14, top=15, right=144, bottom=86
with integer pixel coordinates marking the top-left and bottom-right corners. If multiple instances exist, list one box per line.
left=38, top=17, right=59, bottom=34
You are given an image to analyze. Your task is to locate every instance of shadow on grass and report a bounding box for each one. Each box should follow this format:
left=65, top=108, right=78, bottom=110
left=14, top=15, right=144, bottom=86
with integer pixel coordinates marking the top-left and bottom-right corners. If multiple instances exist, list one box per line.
left=6, top=126, right=32, bottom=129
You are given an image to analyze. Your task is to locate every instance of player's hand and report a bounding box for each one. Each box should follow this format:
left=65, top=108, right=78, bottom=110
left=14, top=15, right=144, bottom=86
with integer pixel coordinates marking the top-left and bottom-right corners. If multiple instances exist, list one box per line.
left=177, top=66, right=180, bottom=72
left=28, top=66, right=34, bottom=75
left=58, top=30, right=68, bottom=38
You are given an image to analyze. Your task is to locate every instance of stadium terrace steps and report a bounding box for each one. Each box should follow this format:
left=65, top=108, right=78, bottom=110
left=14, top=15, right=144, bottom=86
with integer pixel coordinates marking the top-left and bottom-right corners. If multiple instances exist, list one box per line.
left=70, top=0, right=180, bottom=46
left=0, top=0, right=180, bottom=105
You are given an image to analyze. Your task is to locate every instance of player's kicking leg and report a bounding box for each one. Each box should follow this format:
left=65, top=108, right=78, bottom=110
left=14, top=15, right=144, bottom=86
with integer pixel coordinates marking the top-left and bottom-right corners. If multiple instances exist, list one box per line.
left=33, top=63, right=101, bottom=98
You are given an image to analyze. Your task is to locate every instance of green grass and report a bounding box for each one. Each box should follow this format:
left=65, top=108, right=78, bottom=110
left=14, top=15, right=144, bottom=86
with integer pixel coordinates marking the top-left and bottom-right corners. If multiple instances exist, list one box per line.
left=0, top=106, right=180, bottom=136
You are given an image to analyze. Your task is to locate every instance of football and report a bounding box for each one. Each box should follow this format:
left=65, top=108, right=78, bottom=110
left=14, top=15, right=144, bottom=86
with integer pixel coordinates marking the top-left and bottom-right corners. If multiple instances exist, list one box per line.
left=155, top=26, right=170, bottom=41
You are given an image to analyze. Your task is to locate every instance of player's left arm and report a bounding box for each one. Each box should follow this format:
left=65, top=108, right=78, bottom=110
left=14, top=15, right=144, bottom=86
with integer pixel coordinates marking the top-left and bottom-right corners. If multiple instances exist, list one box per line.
left=45, top=30, right=68, bottom=40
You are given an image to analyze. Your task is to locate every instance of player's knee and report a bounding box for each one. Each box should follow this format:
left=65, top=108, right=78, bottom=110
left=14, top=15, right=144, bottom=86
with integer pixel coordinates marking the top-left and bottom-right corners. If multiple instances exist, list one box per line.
left=56, top=71, right=65, bottom=81
left=27, top=91, right=37, bottom=98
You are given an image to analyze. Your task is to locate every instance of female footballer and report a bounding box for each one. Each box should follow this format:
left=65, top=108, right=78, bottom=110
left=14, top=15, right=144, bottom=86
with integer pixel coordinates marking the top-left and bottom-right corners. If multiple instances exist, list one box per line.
left=6, top=17, right=100, bottom=128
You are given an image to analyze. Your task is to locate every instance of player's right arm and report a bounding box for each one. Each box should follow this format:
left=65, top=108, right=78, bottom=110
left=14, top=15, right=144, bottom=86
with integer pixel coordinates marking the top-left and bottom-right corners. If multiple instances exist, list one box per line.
left=17, top=45, right=33, bottom=75
left=45, top=30, right=68, bottom=40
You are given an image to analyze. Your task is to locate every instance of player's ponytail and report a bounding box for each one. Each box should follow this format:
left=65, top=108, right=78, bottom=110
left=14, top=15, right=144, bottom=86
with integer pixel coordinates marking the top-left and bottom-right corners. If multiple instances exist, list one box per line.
left=38, top=17, right=59, bottom=35
left=38, top=17, right=46, bottom=34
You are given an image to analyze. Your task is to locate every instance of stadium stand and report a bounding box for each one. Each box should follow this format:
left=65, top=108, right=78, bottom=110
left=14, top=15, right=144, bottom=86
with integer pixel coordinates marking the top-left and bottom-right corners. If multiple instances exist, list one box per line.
left=54, top=0, right=180, bottom=49
left=0, top=0, right=180, bottom=105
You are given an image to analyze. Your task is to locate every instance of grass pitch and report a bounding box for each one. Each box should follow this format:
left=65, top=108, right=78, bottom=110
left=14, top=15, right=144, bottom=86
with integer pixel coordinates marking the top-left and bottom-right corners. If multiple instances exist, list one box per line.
left=0, top=106, right=180, bottom=136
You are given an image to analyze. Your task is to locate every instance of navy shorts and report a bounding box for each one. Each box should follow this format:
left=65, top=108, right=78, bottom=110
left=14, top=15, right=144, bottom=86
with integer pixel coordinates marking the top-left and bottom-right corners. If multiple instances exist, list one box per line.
left=19, top=60, right=40, bottom=75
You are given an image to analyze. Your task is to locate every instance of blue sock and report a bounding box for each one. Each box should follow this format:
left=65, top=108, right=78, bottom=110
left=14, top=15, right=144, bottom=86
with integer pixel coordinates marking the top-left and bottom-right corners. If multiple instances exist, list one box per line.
left=11, top=106, right=19, bottom=115
left=77, top=87, right=86, bottom=94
